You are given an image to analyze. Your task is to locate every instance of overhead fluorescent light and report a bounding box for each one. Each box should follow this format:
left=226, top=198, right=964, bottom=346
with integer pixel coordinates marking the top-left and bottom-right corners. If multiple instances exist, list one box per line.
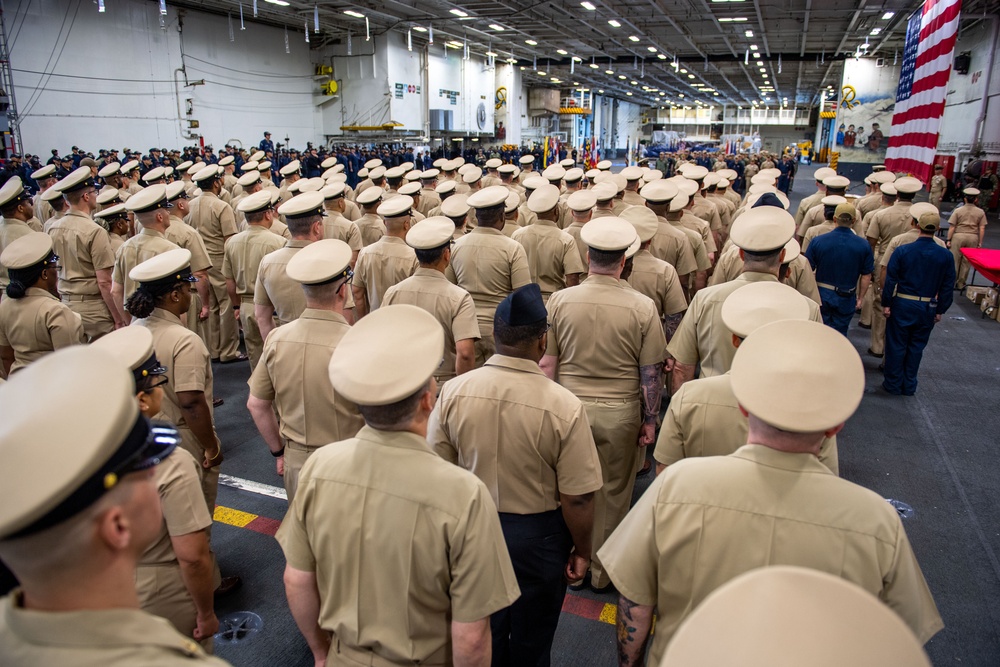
left=759, top=67, right=766, bottom=72
left=266, top=0, right=290, bottom=5
left=749, top=44, right=758, bottom=50
left=608, top=19, right=621, bottom=27
left=525, top=39, right=538, bottom=45
left=631, top=80, right=638, bottom=84
left=870, top=28, right=881, bottom=35
left=447, top=40, right=463, bottom=47
left=626, top=92, right=633, bottom=96
left=557, top=49, right=568, bottom=55
left=590, top=62, right=599, bottom=68
left=752, top=52, right=760, bottom=58
left=412, top=26, right=427, bottom=32
left=679, top=68, right=687, bottom=73
left=618, top=74, right=626, bottom=79
left=572, top=56, right=582, bottom=61
left=657, top=53, right=666, bottom=59
left=598, top=89, right=604, bottom=93
left=745, top=29, right=753, bottom=37
left=486, top=51, right=497, bottom=56
left=647, top=46, right=657, bottom=52
left=580, top=1, right=596, bottom=9
left=628, top=35, right=640, bottom=42
left=343, top=9, right=364, bottom=17
left=489, top=24, right=504, bottom=31
left=551, top=77, right=561, bottom=82
left=882, top=11, right=894, bottom=19
left=605, top=69, right=614, bottom=74
left=537, top=70, right=546, bottom=76
left=449, top=8, right=468, bottom=17
left=718, top=17, right=748, bottom=22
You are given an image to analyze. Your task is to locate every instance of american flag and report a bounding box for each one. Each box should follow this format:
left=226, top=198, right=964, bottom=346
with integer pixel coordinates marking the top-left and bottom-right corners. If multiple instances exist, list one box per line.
left=884, top=0, right=963, bottom=183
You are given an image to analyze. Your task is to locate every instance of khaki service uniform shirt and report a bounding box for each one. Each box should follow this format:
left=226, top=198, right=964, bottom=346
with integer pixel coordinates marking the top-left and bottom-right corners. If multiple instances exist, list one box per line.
left=880, top=230, right=947, bottom=269
left=185, top=192, right=237, bottom=258
left=353, top=236, right=419, bottom=312
left=222, top=226, right=285, bottom=302
left=667, top=217, right=711, bottom=272
left=108, top=232, right=126, bottom=256
left=383, top=268, right=481, bottom=383
left=856, top=192, right=884, bottom=219
left=47, top=211, right=116, bottom=297
left=248, top=309, right=363, bottom=448
left=650, top=216, right=698, bottom=276
left=677, top=212, right=716, bottom=254
left=322, top=214, right=363, bottom=253
left=867, top=201, right=914, bottom=258
left=0, top=590, right=230, bottom=666
left=801, top=220, right=837, bottom=253
left=33, top=197, right=55, bottom=225
left=112, top=228, right=181, bottom=298
left=0, top=287, right=85, bottom=373
left=429, top=354, right=603, bottom=514
left=511, top=220, right=586, bottom=301
left=446, top=227, right=532, bottom=340
left=949, top=203, right=987, bottom=236
left=598, top=445, right=944, bottom=664
left=355, top=213, right=385, bottom=246
left=708, top=248, right=821, bottom=304
left=546, top=274, right=667, bottom=400
left=690, top=195, right=722, bottom=232
left=794, top=190, right=825, bottom=229
left=276, top=426, right=520, bottom=666
left=628, top=249, right=687, bottom=318
left=165, top=217, right=213, bottom=274
left=139, top=447, right=213, bottom=567
left=0, top=218, right=33, bottom=290
left=254, top=240, right=310, bottom=325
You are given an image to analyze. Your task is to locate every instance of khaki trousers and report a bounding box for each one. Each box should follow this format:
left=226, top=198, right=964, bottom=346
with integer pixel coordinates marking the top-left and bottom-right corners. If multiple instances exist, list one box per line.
left=136, top=563, right=213, bottom=653
left=205, top=257, right=240, bottom=361
left=474, top=333, right=495, bottom=368
left=869, top=254, right=886, bottom=356
left=63, top=295, right=114, bottom=341
left=283, top=442, right=317, bottom=504
left=582, top=398, right=642, bottom=589
left=859, top=280, right=873, bottom=327
left=240, top=297, right=264, bottom=372
left=951, top=233, right=978, bottom=288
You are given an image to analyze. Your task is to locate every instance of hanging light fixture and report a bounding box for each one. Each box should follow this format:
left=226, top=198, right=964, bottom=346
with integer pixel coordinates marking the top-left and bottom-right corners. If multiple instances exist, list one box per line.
left=229, top=12, right=235, bottom=41
left=97, top=0, right=105, bottom=12
left=159, top=0, right=167, bottom=15
left=252, top=0, right=257, bottom=18
left=407, top=29, right=412, bottom=51
left=347, top=30, right=352, bottom=55
left=314, top=5, right=319, bottom=33
left=285, top=25, right=290, bottom=53
left=365, top=16, right=370, bottom=41
left=304, top=20, right=310, bottom=43
left=240, top=3, right=245, bottom=29
left=429, top=26, right=434, bottom=45
left=745, top=50, right=749, bottom=65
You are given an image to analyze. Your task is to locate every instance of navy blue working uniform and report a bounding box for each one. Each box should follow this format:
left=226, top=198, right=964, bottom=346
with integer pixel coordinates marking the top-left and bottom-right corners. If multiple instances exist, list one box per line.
left=805, top=226, right=875, bottom=335
left=881, top=237, right=955, bottom=395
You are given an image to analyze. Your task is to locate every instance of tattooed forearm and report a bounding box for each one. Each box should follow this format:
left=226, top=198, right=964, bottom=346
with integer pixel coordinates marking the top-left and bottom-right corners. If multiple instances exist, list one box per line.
left=663, top=312, right=684, bottom=343
left=640, top=363, right=664, bottom=421
left=616, top=595, right=655, bottom=667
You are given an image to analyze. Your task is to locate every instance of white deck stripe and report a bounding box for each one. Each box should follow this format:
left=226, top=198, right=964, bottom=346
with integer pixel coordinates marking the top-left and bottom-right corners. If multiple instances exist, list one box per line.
left=219, top=474, right=288, bottom=501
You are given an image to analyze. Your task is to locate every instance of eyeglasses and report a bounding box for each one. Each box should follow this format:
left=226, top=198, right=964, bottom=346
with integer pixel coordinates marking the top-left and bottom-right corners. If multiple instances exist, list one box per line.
left=539, top=323, right=551, bottom=338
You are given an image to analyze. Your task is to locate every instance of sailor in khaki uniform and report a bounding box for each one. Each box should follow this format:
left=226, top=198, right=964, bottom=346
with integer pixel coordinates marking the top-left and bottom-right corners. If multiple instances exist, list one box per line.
left=0, top=232, right=84, bottom=377
left=654, top=281, right=837, bottom=475
left=563, top=189, right=596, bottom=269
left=447, top=186, right=532, bottom=367
left=441, top=193, right=473, bottom=238
left=97, top=161, right=129, bottom=201
left=161, top=183, right=213, bottom=334
left=230, top=171, right=261, bottom=227
left=0, top=347, right=229, bottom=666
left=417, top=169, right=442, bottom=215
left=0, top=178, right=39, bottom=294
left=620, top=166, right=646, bottom=206
left=793, top=166, right=836, bottom=230
left=319, top=183, right=362, bottom=267
left=254, top=192, right=327, bottom=343
left=383, top=217, right=480, bottom=384
left=947, top=188, right=988, bottom=289
left=121, top=160, right=144, bottom=195
left=278, top=159, right=301, bottom=201
left=186, top=166, right=242, bottom=363
left=223, top=192, right=285, bottom=371
left=397, top=181, right=427, bottom=221
left=352, top=195, right=419, bottom=319
left=540, top=218, right=667, bottom=592
left=248, top=240, right=363, bottom=501
left=601, top=319, right=943, bottom=667
left=590, top=182, right=618, bottom=219
left=48, top=166, right=122, bottom=339
left=797, top=175, right=854, bottom=238
left=619, top=207, right=687, bottom=342
left=482, top=158, right=504, bottom=188
left=94, top=203, right=130, bottom=256
left=643, top=180, right=709, bottom=295
left=30, top=165, right=59, bottom=225
left=880, top=204, right=948, bottom=290
left=111, top=185, right=182, bottom=324
left=801, top=195, right=848, bottom=253
left=667, top=207, right=821, bottom=392
left=929, top=164, right=947, bottom=210
left=501, top=190, right=522, bottom=237
left=512, top=185, right=585, bottom=303
left=660, top=567, right=933, bottom=667
left=91, top=327, right=219, bottom=650
left=39, top=187, right=67, bottom=232
left=429, top=284, right=602, bottom=665
left=671, top=191, right=716, bottom=262
left=517, top=154, right=536, bottom=183
left=353, top=186, right=387, bottom=246
left=217, top=156, right=237, bottom=195
left=276, top=305, right=520, bottom=667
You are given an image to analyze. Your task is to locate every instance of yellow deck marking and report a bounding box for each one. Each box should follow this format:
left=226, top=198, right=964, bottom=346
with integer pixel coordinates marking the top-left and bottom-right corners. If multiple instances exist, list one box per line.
left=213, top=506, right=258, bottom=528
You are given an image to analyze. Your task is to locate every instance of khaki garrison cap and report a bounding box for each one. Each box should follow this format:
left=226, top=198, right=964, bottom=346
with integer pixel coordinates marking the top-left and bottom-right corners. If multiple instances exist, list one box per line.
left=894, top=176, right=923, bottom=194
left=441, top=195, right=471, bottom=218
left=0, top=177, right=28, bottom=208
left=165, top=181, right=188, bottom=202
left=121, top=160, right=140, bottom=174
left=467, top=186, right=509, bottom=209
left=504, top=191, right=520, bottom=214
left=96, top=189, right=122, bottom=206
left=668, top=193, right=690, bottom=213
left=406, top=216, right=454, bottom=249
left=279, top=160, right=301, bottom=176
left=94, top=203, right=128, bottom=222
left=126, top=185, right=172, bottom=213
left=1, top=231, right=53, bottom=270
left=364, top=158, right=383, bottom=169
left=55, top=166, right=96, bottom=193
left=280, top=191, right=326, bottom=219
left=661, top=566, right=932, bottom=667
left=814, top=167, right=837, bottom=182
left=378, top=194, right=413, bottom=218
left=823, top=175, right=851, bottom=189
left=356, top=187, right=384, bottom=206
left=518, top=155, right=535, bottom=165
left=729, top=207, right=795, bottom=252
left=238, top=190, right=275, bottom=214
left=385, top=166, right=408, bottom=180
left=592, top=182, right=617, bottom=202
left=217, top=156, right=235, bottom=167
left=963, top=187, right=981, bottom=196
left=731, top=319, right=864, bottom=432
left=580, top=217, right=638, bottom=251
left=619, top=206, right=659, bottom=243
left=192, top=165, right=223, bottom=183
left=596, top=159, right=613, bottom=170
left=98, top=162, right=122, bottom=178
left=821, top=195, right=847, bottom=206
left=528, top=184, right=561, bottom=214
left=238, top=171, right=262, bottom=188
left=834, top=203, right=856, bottom=220
left=522, top=176, right=548, bottom=192
left=485, top=158, right=503, bottom=169
left=398, top=182, right=421, bottom=197
left=250, top=150, right=266, bottom=162
left=240, top=160, right=260, bottom=173
left=721, top=281, right=812, bottom=339
left=175, top=160, right=194, bottom=172
left=329, top=304, right=444, bottom=406
left=369, top=166, right=387, bottom=180
left=286, top=239, right=352, bottom=285
left=0, top=347, right=180, bottom=541
left=31, top=164, right=56, bottom=180
left=434, top=181, right=457, bottom=195
left=880, top=183, right=898, bottom=196
left=640, top=179, right=679, bottom=204
left=462, top=168, right=483, bottom=184
left=322, top=183, right=348, bottom=200
left=129, top=248, right=195, bottom=285
left=566, top=189, right=597, bottom=212
left=142, top=167, right=166, bottom=183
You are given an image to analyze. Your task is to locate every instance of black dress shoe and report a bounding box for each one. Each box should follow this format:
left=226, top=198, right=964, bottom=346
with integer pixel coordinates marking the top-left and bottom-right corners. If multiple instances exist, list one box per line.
left=590, top=581, right=618, bottom=595
left=858, top=323, right=872, bottom=330
left=215, top=576, right=242, bottom=597
left=568, top=571, right=591, bottom=591
left=867, top=348, right=883, bottom=358
left=213, top=398, right=225, bottom=407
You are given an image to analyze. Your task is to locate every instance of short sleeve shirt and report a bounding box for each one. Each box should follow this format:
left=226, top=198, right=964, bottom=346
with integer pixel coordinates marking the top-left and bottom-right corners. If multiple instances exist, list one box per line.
left=47, top=211, right=116, bottom=296
left=222, top=226, right=285, bottom=299
left=186, top=192, right=237, bottom=256
left=139, top=448, right=213, bottom=567
left=112, top=228, right=181, bottom=297
left=253, top=240, right=310, bottom=324
left=322, top=215, right=363, bottom=252
left=950, top=204, right=987, bottom=236
left=649, top=217, right=698, bottom=276
left=628, top=250, right=687, bottom=317
left=429, top=355, right=603, bottom=514
left=866, top=202, right=914, bottom=256
left=0, top=218, right=33, bottom=289
left=355, top=214, right=386, bottom=246
left=353, top=236, right=419, bottom=312
left=511, top=220, right=586, bottom=299
left=0, top=288, right=85, bottom=373
left=164, top=217, right=213, bottom=273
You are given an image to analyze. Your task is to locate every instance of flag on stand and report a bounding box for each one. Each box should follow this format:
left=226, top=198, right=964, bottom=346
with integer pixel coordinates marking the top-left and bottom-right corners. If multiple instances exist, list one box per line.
left=884, top=0, right=963, bottom=183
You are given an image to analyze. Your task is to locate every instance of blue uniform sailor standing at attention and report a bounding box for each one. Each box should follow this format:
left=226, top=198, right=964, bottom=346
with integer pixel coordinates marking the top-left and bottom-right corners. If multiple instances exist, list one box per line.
left=881, top=211, right=955, bottom=396
left=804, top=202, right=875, bottom=335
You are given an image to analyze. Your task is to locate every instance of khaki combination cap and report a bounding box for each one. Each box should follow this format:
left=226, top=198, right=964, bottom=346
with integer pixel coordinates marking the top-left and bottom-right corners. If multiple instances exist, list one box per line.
left=420, top=168, right=440, bottom=180
left=750, top=173, right=776, bottom=186
left=141, top=167, right=166, bottom=183
left=703, top=172, right=720, bottom=187
left=364, top=158, right=383, bottom=169
left=462, top=167, right=483, bottom=184
left=680, top=164, right=709, bottom=180
left=93, top=203, right=128, bottom=221
left=497, top=164, right=517, bottom=175
left=504, top=190, right=520, bottom=214
left=165, top=181, right=188, bottom=201
left=249, top=150, right=266, bottom=162
left=286, top=239, right=352, bottom=285
left=54, top=167, right=96, bottom=193
left=566, top=189, right=597, bottom=212
left=434, top=181, right=457, bottom=195
left=238, top=171, right=262, bottom=187
left=673, top=178, right=699, bottom=197
left=585, top=168, right=601, bottom=180
left=357, top=168, right=370, bottom=179
left=880, top=183, right=898, bottom=196
left=328, top=304, right=444, bottom=406
left=176, top=160, right=194, bottom=172
left=406, top=216, right=454, bottom=249
left=873, top=170, right=896, bottom=184
left=963, top=187, right=980, bottom=196
left=834, top=203, right=856, bottom=219
left=91, top=325, right=163, bottom=381
left=592, top=182, right=618, bottom=202
left=716, top=177, right=730, bottom=188
left=640, top=179, right=679, bottom=204
left=0, top=177, right=27, bottom=208
left=257, top=160, right=272, bottom=171
left=909, top=202, right=938, bottom=222
left=400, top=161, right=415, bottom=172
left=320, top=157, right=338, bottom=170
left=441, top=194, right=470, bottom=218
left=661, top=566, right=931, bottom=667
left=125, top=184, right=172, bottom=213
left=619, top=206, right=659, bottom=243
left=192, top=165, right=223, bottom=183
left=237, top=190, right=275, bottom=214
left=721, top=281, right=812, bottom=339
left=297, top=177, right=325, bottom=193
left=385, top=165, right=408, bottom=180
left=327, top=173, right=349, bottom=185
left=542, top=165, right=566, bottom=182
left=0, top=347, right=179, bottom=541
left=485, top=158, right=502, bottom=169
left=748, top=182, right=777, bottom=195
left=782, top=237, right=801, bottom=263
left=821, top=195, right=847, bottom=206
left=559, top=158, right=575, bottom=168
left=621, top=166, right=644, bottom=181
left=519, top=155, right=535, bottom=165
left=580, top=217, right=638, bottom=252
left=731, top=319, right=864, bottom=432
left=894, top=176, right=923, bottom=194
left=729, top=207, right=795, bottom=252
left=217, top=156, right=235, bottom=167
left=1, top=231, right=53, bottom=270
left=432, top=158, right=446, bottom=168
left=378, top=194, right=414, bottom=218
left=527, top=184, right=561, bottom=214
left=120, top=159, right=140, bottom=174
left=356, top=187, right=384, bottom=205
left=668, top=193, right=690, bottom=213
left=97, top=162, right=122, bottom=178
left=643, top=169, right=664, bottom=183
left=369, top=166, right=387, bottom=180
left=31, top=164, right=56, bottom=180
left=522, top=176, right=548, bottom=192
left=814, top=167, right=837, bottom=182
left=404, top=170, right=423, bottom=182
left=822, top=175, right=851, bottom=189
left=321, top=183, right=347, bottom=201
left=279, top=159, right=301, bottom=176
left=467, top=186, right=509, bottom=209
left=458, top=163, right=478, bottom=176
left=398, top=181, right=421, bottom=196
left=41, top=187, right=66, bottom=203
left=129, top=248, right=194, bottom=283
left=564, top=167, right=585, bottom=183
left=278, top=191, right=326, bottom=219
left=596, top=159, right=612, bottom=170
